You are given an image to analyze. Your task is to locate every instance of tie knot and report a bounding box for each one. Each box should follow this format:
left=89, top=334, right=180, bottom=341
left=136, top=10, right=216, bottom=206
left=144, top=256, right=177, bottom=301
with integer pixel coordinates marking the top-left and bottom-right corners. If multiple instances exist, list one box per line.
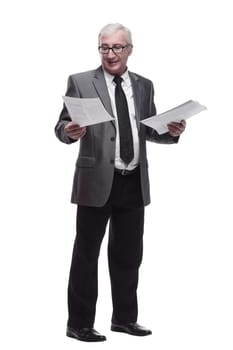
left=113, top=75, right=123, bottom=85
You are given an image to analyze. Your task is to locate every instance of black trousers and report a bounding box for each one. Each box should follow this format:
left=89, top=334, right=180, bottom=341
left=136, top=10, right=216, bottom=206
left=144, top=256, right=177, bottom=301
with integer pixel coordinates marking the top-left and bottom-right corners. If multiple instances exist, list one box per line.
left=67, top=167, right=145, bottom=328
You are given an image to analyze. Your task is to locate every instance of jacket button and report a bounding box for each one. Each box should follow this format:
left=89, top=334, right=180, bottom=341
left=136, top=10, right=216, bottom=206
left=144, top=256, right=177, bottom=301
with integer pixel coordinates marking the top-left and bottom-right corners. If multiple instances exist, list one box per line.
left=110, top=159, right=114, bottom=164
left=110, top=137, right=115, bottom=141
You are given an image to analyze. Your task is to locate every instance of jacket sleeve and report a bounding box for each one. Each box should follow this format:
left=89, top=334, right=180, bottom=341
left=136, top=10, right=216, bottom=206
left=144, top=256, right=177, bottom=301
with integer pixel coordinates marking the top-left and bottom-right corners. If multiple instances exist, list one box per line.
left=146, top=127, right=179, bottom=144
left=54, top=75, right=80, bottom=144
left=145, top=82, right=179, bottom=144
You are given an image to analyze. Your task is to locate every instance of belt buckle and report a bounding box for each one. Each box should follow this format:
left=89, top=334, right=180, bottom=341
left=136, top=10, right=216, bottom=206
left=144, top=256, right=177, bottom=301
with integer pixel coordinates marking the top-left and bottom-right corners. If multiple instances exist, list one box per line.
left=121, top=169, right=127, bottom=175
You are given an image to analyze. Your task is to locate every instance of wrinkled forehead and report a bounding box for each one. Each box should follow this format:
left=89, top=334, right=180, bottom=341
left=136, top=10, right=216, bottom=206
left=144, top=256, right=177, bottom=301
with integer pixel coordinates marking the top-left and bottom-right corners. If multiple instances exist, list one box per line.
left=99, top=30, right=128, bottom=45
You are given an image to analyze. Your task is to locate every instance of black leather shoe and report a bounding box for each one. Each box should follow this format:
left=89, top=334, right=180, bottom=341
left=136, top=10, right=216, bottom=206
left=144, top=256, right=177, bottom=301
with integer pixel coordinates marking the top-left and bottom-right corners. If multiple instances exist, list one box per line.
left=111, top=322, right=152, bottom=336
left=66, top=326, right=106, bottom=342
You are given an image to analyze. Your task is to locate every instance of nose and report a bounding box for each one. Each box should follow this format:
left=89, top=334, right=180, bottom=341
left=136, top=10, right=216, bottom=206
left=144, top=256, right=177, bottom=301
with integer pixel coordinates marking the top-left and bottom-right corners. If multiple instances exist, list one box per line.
left=107, top=49, right=116, bottom=58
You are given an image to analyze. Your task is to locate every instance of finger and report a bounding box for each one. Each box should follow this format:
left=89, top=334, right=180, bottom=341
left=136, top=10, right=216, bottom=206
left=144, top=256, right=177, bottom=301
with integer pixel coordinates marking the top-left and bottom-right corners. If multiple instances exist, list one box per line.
left=168, top=124, right=180, bottom=132
left=169, top=121, right=185, bottom=131
left=68, top=128, right=86, bottom=139
left=181, top=120, right=186, bottom=126
left=167, top=125, right=182, bottom=136
left=66, top=123, right=81, bottom=131
left=168, top=122, right=182, bottom=128
left=180, top=120, right=186, bottom=130
left=80, top=128, right=87, bottom=135
left=68, top=130, right=83, bottom=138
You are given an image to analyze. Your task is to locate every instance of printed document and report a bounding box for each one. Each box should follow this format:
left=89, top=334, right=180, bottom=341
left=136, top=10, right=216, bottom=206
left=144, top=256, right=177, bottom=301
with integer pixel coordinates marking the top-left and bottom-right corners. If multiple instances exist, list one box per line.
left=140, top=100, right=207, bottom=134
left=62, top=96, right=114, bottom=127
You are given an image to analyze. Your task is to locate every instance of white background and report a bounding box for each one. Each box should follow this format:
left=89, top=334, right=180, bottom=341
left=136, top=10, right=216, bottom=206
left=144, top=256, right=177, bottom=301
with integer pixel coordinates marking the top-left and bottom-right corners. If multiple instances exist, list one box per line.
left=0, top=0, right=232, bottom=349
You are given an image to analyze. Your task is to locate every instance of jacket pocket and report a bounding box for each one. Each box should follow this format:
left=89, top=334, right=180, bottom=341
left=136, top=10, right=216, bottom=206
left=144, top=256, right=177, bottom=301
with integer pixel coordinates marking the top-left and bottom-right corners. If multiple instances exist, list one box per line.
left=76, top=156, right=96, bottom=168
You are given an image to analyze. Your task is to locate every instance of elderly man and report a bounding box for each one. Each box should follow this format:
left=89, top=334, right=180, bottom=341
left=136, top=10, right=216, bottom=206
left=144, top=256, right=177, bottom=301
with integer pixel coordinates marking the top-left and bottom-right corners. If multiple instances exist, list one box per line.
left=55, top=22, right=186, bottom=342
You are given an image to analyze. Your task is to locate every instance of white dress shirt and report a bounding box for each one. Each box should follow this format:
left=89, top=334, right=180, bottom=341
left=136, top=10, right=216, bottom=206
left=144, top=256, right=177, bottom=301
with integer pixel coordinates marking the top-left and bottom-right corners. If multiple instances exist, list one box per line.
left=104, top=69, right=140, bottom=171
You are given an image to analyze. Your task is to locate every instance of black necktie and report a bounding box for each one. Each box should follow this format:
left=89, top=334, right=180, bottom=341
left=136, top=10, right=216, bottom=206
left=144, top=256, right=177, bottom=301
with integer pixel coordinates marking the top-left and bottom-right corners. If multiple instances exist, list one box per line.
left=113, top=75, right=134, bottom=165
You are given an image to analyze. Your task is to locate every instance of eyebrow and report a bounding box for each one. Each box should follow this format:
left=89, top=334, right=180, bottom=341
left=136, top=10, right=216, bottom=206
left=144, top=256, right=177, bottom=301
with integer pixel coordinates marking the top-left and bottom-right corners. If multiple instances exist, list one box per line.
left=100, top=43, right=126, bottom=46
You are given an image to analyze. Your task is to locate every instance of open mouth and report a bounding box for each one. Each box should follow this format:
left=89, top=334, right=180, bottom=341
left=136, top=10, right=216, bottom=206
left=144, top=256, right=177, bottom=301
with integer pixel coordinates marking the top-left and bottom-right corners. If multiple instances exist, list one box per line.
left=108, top=60, right=119, bottom=65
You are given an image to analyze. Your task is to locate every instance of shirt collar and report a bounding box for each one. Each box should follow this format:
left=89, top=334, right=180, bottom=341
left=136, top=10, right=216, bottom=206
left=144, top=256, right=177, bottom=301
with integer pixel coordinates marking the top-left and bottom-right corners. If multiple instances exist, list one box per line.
left=103, top=69, right=130, bottom=86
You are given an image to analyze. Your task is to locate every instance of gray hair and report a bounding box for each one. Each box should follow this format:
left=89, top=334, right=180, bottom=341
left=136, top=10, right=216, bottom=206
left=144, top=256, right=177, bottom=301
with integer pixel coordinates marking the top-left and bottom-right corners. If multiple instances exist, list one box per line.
left=98, top=23, right=133, bottom=46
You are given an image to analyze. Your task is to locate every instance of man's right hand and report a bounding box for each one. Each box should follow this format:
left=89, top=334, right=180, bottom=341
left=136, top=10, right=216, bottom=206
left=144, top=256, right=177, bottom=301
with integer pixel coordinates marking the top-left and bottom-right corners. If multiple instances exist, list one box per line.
left=64, top=122, right=87, bottom=140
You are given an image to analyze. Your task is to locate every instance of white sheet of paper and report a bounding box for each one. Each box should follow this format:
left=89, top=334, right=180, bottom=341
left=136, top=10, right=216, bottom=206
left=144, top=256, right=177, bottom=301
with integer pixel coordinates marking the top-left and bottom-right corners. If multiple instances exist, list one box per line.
left=62, top=96, right=114, bottom=127
left=140, top=100, right=207, bottom=134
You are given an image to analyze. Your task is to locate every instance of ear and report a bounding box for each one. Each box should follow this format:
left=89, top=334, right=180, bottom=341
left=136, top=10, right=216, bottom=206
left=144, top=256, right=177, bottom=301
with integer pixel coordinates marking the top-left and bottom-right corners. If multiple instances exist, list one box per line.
left=128, top=45, right=133, bottom=56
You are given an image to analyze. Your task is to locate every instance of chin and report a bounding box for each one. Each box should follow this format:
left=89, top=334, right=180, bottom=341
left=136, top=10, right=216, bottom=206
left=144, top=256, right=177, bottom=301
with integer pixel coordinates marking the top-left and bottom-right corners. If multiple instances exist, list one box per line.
left=105, top=64, right=122, bottom=76
left=110, top=69, right=120, bottom=75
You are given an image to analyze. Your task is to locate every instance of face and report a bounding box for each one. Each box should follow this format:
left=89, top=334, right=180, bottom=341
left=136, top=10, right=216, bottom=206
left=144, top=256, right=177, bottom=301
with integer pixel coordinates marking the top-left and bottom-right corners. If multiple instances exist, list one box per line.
left=99, top=29, right=132, bottom=76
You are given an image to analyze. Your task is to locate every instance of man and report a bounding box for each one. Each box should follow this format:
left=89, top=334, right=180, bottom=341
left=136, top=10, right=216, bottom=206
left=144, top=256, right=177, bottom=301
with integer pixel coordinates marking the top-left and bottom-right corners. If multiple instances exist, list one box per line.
left=55, top=23, right=186, bottom=342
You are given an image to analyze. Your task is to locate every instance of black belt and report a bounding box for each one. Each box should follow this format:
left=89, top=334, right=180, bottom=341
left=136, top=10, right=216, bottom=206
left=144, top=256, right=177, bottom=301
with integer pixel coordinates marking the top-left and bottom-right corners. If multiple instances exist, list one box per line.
left=114, top=167, right=139, bottom=176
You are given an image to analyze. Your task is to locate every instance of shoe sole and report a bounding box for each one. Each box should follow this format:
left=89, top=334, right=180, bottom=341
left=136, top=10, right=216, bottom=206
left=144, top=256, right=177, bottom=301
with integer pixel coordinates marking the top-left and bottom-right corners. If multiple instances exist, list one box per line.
left=66, top=330, right=106, bottom=342
left=111, top=325, right=152, bottom=336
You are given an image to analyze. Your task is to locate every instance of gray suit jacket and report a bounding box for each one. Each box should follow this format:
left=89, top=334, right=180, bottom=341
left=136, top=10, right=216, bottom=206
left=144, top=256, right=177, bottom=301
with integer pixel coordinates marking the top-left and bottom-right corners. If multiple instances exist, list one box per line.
left=55, top=66, right=178, bottom=207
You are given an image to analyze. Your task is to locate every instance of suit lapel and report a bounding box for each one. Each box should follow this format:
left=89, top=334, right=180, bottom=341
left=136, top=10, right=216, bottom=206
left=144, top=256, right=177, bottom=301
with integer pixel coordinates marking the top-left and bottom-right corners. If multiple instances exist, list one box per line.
left=129, top=72, right=141, bottom=130
left=92, top=68, right=142, bottom=130
left=92, top=67, right=115, bottom=129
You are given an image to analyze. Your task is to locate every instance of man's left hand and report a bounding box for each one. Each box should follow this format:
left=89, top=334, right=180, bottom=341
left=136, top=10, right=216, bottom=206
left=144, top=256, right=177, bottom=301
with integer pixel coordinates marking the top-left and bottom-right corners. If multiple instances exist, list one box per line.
left=167, top=120, right=186, bottom=137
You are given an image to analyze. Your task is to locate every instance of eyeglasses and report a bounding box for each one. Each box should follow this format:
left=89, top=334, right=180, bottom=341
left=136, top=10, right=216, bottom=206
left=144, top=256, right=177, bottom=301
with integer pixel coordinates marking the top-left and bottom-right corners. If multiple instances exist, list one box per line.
left=98, top=44, right=131, bottom=54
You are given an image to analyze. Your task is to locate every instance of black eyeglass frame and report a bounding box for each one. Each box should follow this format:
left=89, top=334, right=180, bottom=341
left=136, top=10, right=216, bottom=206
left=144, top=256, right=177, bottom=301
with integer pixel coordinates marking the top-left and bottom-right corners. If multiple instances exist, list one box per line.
left=98, top=44, right=132, bottom=54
